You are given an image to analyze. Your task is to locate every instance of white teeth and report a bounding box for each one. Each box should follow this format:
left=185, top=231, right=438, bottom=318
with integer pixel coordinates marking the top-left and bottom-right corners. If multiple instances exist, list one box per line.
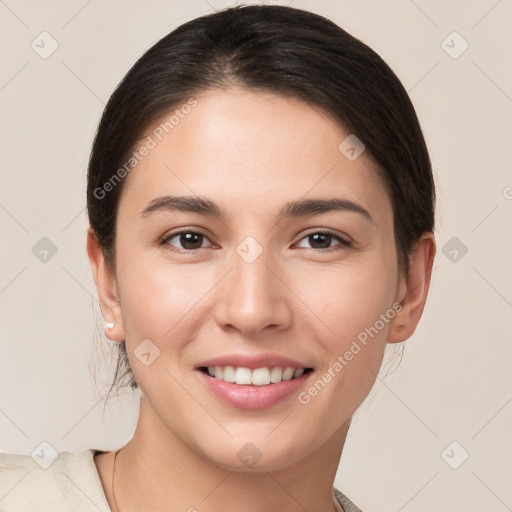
left=252, top=368, right=271, bottom=386
left=206, top=365, right=308, bottom=385
left=282, top=367, right=295, bottom=381
left=223, top=365, right=236, bottom=383
left=235, top=367, right=252, bottom=385
left=270, top=367, right=283, bottom=383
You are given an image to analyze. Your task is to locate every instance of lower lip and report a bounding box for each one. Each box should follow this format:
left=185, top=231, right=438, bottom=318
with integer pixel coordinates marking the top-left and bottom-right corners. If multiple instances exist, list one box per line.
left=197, top=370, right=312, bottom=410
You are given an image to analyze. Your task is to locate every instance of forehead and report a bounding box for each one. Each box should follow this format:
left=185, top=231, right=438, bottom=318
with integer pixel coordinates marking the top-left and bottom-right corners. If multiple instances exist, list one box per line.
left=118, top=88, right=393, bottom=225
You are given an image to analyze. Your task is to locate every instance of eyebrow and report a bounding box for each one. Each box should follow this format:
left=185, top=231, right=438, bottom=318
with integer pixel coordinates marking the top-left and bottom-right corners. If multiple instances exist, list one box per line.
left=139, top=195, right=374, bottom=223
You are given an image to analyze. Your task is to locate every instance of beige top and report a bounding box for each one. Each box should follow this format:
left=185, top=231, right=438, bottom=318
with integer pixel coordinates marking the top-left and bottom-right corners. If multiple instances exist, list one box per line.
left=0, top=449, right=364, bottom=511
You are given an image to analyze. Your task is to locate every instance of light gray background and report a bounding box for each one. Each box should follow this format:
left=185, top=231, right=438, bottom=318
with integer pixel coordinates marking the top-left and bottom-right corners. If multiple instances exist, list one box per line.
left=1, top=1, right=511, bottom=511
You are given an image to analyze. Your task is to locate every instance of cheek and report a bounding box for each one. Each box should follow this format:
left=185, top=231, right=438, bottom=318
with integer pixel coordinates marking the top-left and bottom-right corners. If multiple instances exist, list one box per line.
left=119, top=264, right=198, bottom=335
left=293, top=259, right=396, bottom=420
left=114, top=237, right=185, bottom=339
left=291, top=255, right=397, bottom=412
left=291, top=251, right=398, bottom=346
left=114, top=261, right=198, bottom=394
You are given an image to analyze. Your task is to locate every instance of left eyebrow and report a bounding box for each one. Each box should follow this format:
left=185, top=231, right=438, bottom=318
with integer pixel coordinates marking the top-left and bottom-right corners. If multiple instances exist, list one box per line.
left=139, top=195, right=374, bottom=224
left=278, top=197, right=374, bottom=224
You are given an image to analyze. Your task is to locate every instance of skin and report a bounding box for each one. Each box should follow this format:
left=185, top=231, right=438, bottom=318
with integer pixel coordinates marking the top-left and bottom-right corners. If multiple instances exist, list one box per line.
left=87, top=88, right=435, bottom=512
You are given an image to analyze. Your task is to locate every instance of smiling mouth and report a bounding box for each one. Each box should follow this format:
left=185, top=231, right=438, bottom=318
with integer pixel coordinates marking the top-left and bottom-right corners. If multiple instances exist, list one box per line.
left=199, top=366, right=313, bottom=386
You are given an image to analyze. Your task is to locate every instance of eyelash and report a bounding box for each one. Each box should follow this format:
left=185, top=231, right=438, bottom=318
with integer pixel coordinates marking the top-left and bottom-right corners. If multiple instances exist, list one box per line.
left=160, top=228, right=352, bottom=253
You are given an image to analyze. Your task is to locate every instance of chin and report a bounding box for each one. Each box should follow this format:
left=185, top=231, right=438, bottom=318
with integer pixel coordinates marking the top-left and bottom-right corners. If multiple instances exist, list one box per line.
left=213, top=453, right=301, bottom=473
left=198, top=435, right=310, bottom=473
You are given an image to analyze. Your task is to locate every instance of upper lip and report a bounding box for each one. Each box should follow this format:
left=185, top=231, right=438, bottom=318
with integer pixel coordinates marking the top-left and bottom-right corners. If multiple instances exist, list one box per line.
left=197, top=353, right=312, bottom=370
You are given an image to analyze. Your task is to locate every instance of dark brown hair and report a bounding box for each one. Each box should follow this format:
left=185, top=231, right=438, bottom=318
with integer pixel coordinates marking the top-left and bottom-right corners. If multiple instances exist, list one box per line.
left=87, top=4, right=435, bottom=400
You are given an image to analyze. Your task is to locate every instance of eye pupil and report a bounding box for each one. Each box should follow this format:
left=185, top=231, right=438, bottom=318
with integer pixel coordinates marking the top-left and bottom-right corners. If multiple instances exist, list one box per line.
left=309, top=233, right=331, bottom=249
left=180, top=232, right=202, bottom=250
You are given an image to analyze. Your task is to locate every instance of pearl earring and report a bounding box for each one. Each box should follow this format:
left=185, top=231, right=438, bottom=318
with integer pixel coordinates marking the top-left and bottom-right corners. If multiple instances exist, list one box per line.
left=104, top=322, right=115, bottom=330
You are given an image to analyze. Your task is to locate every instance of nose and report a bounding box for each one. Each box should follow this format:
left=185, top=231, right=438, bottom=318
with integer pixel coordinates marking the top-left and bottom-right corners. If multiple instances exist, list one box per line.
left=213, top=245, right=292, bottom=338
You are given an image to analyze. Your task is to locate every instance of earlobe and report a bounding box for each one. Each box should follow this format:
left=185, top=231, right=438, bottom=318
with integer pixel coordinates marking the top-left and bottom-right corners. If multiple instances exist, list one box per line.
left=86, top=227, right=125, bottom=342
left=387, top=232, right=436, bottom=344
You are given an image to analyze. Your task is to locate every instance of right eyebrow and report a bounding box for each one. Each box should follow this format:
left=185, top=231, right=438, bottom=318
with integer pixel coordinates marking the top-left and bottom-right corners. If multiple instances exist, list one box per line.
left=140, top=195, right=224, bottom=219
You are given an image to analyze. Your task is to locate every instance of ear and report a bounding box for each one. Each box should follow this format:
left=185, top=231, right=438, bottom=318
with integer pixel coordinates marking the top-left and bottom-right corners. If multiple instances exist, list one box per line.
left=86, top=227, right=125, bottom=342
left=387, top=232, right=436, bottom=344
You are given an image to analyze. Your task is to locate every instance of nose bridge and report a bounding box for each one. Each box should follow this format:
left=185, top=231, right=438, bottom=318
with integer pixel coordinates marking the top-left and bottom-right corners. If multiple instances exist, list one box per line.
left=214, top=235, right=291, bottom=335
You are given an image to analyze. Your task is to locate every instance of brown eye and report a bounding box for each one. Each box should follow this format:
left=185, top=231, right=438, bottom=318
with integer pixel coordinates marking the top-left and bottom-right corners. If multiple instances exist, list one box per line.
left=296, top=230, right=352, bottom=251
left=163, top=231, right=211, bottom=251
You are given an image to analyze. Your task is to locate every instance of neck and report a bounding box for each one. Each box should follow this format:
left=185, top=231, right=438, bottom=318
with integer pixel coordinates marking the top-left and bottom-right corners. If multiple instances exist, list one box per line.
left=113, top=396, right=350, bottom=512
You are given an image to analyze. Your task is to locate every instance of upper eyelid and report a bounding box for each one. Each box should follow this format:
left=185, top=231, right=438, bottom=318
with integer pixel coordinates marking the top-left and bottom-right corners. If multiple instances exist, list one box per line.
left=163, top=228, right=351, bottom=248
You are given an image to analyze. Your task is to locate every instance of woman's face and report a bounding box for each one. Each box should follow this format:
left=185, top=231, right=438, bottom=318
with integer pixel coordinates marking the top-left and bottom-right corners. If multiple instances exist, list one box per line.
left=102, top=88, right=408, bottom=470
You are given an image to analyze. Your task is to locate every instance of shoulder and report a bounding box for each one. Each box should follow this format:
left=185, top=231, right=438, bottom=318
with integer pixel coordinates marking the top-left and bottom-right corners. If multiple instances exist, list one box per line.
left=0, top=449, right=111, bottom=512
left=333, top=486, right=366, bottom=512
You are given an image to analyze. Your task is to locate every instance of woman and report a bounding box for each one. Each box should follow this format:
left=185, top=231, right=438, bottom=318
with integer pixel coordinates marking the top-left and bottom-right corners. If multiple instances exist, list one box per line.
left=0, top=4, right=435, bottom=511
